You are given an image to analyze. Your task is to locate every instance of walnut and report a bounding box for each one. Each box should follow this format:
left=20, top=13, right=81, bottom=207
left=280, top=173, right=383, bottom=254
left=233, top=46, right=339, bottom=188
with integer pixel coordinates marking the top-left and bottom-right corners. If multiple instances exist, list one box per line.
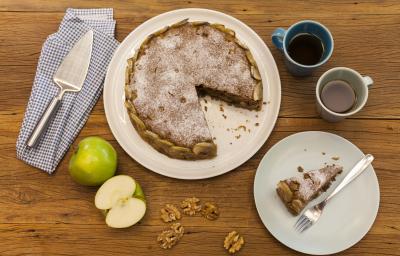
left=157, top=223, right=184, bottom=249
left=181, top=197, right=202, bottom=216
left=160, top=204, right=181, bottom=223
left=224, top=231, right=244, bottom=254
left=201, top=202, right=220, bottom=220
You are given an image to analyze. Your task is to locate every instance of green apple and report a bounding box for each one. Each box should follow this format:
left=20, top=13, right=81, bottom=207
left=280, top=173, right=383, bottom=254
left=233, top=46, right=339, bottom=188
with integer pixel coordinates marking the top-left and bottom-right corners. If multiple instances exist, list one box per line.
left=69, top=136, right=117, bottom=186
left=95, top=175, right=146, bottom=228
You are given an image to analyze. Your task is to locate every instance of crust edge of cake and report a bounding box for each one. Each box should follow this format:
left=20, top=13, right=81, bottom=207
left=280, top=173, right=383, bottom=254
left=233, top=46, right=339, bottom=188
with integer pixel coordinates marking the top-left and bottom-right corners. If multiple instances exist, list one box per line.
left=124, top=19, right=262, bottom=160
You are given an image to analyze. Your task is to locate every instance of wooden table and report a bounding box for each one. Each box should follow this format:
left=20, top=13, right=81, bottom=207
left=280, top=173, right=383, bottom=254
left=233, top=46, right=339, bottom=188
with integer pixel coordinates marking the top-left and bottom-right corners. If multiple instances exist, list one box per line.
left=0, top=1, right=399, bottom=255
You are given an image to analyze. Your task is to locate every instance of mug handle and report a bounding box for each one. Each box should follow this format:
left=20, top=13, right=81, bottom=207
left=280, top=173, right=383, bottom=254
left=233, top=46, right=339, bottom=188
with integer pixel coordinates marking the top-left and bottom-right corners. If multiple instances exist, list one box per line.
left=272, top=28, right=286, bottom=51
left=362, top=76, right=373, bottom=88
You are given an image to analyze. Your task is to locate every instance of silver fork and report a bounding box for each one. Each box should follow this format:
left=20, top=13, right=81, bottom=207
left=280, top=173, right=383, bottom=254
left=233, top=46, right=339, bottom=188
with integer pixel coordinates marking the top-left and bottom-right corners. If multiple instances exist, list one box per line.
left=294, top=154, right=374, bottom=233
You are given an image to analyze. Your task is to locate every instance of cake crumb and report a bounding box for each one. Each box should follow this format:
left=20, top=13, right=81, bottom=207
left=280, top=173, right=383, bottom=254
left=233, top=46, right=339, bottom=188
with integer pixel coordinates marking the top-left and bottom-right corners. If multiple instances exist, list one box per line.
left=332, top=156, right=340, bottom=161
left=245, top=119, right=250, bottom=123
left=212, top=137, right=216, bottom=140
left=204, top=106, right=208, bottom=112
left=255, top=123, right=259, bottom=126
left=263, top=101, right=267, bottom=105
left=322, top=152, right=326, bottom=155
left=204, top=99, right=208, bottom=103
left=222, top=114, right=227, bottom=119
left=235, top=135, right=241, bottom=139
left=219, top=105, right=224, bottom=112
left=255, top=114, right=259, bottom=118
left=226, top=128, right=230, bottom=131
left=229, top=142, right=232, bottom=145
left=238, top=125, right=246, bottom=131
left=297, top=166, right=304, bottom=172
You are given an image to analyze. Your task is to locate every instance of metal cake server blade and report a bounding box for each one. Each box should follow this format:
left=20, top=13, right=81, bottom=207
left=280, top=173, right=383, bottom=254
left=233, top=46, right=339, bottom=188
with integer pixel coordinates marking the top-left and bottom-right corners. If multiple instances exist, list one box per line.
left=27, top=30, right=94, bottom=147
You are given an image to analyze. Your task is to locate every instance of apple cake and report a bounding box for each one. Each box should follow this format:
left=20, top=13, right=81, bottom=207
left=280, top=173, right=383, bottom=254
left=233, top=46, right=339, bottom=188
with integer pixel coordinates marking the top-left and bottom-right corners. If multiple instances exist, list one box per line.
left=276, top=164, right=343, bottom=215
left=125, top=19, right=263, bottom=159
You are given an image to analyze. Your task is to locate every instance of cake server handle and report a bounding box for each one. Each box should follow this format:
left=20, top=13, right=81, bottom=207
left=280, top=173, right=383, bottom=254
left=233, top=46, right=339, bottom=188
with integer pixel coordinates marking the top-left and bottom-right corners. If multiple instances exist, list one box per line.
left=325, top=154, right=374, bottom=203
left=27, top=89, right=64, bottom=147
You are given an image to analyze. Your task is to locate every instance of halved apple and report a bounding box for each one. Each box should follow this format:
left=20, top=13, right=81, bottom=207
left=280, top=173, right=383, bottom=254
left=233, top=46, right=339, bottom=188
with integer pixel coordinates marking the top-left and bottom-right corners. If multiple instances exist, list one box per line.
left=95, top=175, right=146, bottom=228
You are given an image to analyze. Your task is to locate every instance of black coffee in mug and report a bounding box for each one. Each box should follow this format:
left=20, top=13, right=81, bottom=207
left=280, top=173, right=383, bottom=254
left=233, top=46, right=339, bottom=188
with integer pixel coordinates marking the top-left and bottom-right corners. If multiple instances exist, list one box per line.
left=287, top=33, right=324, bottom=65
left=320, top=80, right=356, bottom=113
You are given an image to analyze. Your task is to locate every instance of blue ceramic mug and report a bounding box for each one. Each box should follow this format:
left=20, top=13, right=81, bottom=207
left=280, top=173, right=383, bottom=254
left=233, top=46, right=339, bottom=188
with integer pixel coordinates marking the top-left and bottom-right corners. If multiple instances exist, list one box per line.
left=272, top=20, right=334, bottom=76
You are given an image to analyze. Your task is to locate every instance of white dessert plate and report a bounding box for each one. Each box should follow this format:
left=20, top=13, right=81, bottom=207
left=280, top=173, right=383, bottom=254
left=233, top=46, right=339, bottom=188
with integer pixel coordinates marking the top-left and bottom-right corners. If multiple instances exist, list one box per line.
left=103, top=8, right=281, bottom=179
left=254, top=131, right=380, bottom=255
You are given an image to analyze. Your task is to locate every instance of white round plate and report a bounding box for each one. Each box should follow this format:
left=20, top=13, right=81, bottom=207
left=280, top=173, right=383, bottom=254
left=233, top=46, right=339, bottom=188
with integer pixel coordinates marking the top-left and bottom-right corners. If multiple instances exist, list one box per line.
left=104, top=8, right=281, bottom=179
left=254, top=131, right=380, bottom=255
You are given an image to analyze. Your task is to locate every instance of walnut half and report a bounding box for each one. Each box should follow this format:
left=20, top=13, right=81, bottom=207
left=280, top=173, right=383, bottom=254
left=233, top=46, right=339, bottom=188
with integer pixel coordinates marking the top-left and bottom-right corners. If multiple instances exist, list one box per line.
left=157, top=223, right=184, bottom=249
left=201, top=202, right=220, bottom=220
left=161, top=204, right=181, bottom=223
left=224, top=231, right=244, bottom=254
left=181, top=197, right=202, bottom=216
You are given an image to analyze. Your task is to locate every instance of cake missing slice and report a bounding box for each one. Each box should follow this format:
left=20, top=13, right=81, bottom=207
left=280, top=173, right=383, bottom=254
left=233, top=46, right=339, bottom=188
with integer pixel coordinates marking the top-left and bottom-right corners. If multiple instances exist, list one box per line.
left=124, top=19, right=262, bottom=160
left=276, top=164, right=343, bottom=215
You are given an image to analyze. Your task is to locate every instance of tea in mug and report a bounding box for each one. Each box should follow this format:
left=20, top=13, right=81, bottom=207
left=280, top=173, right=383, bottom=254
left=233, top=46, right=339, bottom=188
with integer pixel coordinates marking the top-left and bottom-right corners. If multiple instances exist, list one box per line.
left=320, top=80, right=356, bottom=113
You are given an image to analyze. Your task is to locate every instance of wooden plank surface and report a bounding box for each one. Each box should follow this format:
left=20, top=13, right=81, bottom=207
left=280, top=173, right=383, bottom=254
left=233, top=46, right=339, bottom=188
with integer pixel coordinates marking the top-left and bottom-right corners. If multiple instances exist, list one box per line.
left=0, top=1, right=399, bottom=255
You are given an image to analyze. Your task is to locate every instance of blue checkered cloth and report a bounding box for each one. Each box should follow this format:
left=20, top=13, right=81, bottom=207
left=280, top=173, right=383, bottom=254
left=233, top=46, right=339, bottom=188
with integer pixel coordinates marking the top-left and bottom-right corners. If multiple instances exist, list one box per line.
left=16, top=8, right=119, bottom=173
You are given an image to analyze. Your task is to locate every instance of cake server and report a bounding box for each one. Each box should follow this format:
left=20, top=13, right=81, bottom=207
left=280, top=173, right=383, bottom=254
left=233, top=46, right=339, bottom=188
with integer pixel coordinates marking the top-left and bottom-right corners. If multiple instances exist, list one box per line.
left=294, top=154, right=374, bottom=233
left=27, top=30, right=94, bottom=147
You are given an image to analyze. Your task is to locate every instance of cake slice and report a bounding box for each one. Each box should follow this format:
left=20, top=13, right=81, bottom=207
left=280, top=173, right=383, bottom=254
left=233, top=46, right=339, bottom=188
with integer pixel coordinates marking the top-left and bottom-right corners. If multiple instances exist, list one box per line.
left=276, top=164, right=343, bottom=215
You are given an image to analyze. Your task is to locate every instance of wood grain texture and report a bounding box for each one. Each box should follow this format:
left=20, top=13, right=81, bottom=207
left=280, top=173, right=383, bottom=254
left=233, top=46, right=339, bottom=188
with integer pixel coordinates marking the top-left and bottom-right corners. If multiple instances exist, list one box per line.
left=0, top=1, right=399, bottom=255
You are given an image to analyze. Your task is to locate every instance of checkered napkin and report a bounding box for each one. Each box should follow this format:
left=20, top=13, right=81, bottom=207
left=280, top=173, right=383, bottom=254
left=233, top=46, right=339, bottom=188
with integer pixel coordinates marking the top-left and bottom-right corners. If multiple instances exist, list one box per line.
left=16, top=8, right=119, bottom=173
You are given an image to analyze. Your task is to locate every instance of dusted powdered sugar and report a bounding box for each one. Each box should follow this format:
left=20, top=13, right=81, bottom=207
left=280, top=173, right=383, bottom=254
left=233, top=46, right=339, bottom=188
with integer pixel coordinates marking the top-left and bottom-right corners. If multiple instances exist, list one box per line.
left=290, top=165, right=343, bottom=201
left=128, top=24, right=259, bottom=147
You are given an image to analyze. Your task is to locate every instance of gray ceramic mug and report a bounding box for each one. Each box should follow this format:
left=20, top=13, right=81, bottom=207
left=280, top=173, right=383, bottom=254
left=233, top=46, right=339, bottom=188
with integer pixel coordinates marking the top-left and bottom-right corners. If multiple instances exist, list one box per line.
left=316, top=67, right=373, bottom=122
